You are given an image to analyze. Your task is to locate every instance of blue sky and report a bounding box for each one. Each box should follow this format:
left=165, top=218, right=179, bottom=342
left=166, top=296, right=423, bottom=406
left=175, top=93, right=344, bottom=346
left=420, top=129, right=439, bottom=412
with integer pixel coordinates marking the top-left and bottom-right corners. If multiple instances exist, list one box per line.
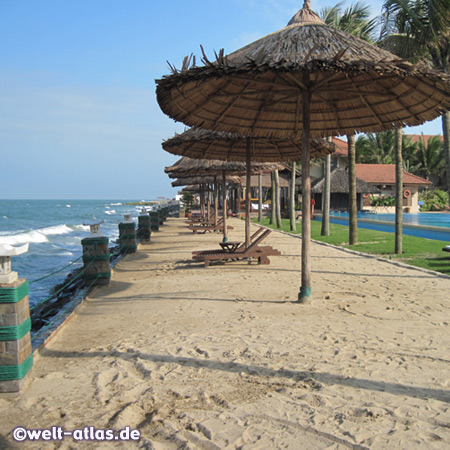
left=0, top=0, right=444, bottom=199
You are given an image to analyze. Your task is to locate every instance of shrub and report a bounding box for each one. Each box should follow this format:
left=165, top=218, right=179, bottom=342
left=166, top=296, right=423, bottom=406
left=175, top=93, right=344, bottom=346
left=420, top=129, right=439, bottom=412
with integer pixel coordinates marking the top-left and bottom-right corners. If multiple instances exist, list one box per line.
left=419, top=189, right=449, bottom=211
left=370, top=195, right=396, bottom=207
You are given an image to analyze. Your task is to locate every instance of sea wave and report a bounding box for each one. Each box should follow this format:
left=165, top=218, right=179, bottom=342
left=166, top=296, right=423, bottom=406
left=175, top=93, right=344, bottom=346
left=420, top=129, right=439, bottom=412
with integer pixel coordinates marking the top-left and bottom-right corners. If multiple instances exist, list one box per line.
left=0, top=230, right=49, bottom=245
left=105, top=210, right=116, bottom=215
left=111, top=203, right=122, bottom=206
left=0, top=224, right=73, bottom=245
left=73, top=224, right=90, bottom=232
left=40, top=225, right=73, bottom=236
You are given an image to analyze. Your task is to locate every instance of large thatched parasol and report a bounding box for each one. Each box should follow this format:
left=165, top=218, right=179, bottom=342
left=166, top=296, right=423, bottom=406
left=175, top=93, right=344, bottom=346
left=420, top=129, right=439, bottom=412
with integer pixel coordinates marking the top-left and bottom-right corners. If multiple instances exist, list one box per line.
left=163, top=127, right=334, bottom=162
left=156, top=0, right=450, bottom=303
left=163, top=132, right=332, bottom=247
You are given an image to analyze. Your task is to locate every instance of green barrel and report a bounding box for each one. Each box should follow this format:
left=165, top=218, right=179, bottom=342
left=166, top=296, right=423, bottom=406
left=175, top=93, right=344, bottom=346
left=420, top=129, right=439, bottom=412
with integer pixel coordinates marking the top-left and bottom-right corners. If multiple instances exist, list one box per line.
left=138, top=215, right=151, bottom=241
left=150, top=211, right=159, bottom=231
left=118, top=222, right=137, bottom=254
left=81, top=236, right=111, bottom=285
left=158, top=209, right=164, bottom=225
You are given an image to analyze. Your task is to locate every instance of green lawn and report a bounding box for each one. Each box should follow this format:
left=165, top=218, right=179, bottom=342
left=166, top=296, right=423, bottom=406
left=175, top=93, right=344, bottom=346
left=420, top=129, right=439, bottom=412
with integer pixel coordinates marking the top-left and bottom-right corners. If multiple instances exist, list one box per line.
left=252, top=217, right=450, bottom=275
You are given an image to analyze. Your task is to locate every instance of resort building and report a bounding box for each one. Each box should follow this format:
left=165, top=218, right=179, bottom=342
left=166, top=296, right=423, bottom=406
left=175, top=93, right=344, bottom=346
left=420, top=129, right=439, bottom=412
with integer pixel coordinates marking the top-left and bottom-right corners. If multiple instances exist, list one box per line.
left=355, top=164, right=431, bottom=213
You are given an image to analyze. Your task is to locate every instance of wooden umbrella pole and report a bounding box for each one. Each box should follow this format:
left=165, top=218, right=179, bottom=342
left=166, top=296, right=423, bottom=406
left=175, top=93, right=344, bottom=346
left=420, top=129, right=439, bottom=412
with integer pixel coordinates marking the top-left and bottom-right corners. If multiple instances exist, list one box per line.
left=258, top=174, right=263, bottom=222
left=245, top=138, right=252, bottom=248
left=214, top=175, right=218, bottom=226
left=222, top=171, right=228, bottom=242
left=200, top=184, right=205, bottom=218
left=207, top=185, right=211, bottom=222
left=298, top=90, right=312, bottom=303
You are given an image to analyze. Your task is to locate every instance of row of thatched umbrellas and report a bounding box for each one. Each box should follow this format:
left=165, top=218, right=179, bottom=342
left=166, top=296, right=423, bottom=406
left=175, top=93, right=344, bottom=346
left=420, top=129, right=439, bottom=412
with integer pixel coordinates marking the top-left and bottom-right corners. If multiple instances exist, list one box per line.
left=164, top=133, right=334, bottom=245
left=156, top=0, right=450, bottom=303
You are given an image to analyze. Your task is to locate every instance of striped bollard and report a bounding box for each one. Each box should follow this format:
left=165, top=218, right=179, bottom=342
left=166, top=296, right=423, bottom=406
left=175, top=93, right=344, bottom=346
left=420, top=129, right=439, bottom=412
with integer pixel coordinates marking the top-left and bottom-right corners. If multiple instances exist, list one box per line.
left=0, top=244, right=33, bottom=393
left=81, top=220, right=110, bottom=286
left=118, top=213, right=137, bottom=254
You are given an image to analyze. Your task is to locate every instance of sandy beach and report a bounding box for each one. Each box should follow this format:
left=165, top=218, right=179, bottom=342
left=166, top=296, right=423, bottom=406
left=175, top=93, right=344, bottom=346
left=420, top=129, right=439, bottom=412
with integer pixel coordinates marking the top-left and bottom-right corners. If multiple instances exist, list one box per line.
left=1, top=217, right=450, bottom=449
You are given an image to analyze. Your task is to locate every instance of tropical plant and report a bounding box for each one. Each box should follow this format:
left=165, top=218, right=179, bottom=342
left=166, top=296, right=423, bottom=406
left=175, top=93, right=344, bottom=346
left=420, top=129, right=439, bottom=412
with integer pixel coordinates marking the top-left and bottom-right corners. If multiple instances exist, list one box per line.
left=181, top=192, right=194, bottom=211
left=419, top=188, right=450, bottom=210
left=414, top=135, right=445, bottom=182
left=381, top=0, right=450, bottom=199
left=370, top=195, right=397, bottom=207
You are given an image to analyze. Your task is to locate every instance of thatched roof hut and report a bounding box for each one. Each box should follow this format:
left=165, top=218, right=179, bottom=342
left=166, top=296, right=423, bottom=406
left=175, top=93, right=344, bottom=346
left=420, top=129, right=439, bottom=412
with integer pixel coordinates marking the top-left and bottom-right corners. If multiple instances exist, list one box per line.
left=311, top=169, right=380, bottom=194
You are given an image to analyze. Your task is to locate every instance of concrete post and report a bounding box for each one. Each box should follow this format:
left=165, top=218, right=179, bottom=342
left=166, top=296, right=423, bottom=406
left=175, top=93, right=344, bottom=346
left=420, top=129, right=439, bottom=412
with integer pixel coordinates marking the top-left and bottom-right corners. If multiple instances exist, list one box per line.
left=138, top=214, right=152, bottom=242
left=81, top=221, right=110, bottom=286
left=0, top=244, right=33, bottom=393
left=150, top=211, right=159, bottom=231
left=118, top=214, right=137, bottom=254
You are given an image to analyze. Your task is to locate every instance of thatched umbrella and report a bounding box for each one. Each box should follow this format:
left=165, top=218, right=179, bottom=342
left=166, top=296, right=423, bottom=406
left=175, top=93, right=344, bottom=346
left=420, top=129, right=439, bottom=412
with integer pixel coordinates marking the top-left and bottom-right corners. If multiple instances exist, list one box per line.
left=163, top=130, right=332, bottom=247
left=156, top=0, right=450, bottom=303
left=164, top=153, right=286, bottom=246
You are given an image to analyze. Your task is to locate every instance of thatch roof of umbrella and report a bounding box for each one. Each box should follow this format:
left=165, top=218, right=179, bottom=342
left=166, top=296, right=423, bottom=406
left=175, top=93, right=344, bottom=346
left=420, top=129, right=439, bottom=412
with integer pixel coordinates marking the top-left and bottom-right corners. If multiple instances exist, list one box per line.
left=171, top=175, right=240, bottom=187
left=156, top=2, right=450, bottom=139
left=310, top=169, right=380, bottom=194
left=163, top=128, right=334, bottom=162
left=165, top=156, right=283, bottom=177
left=156, top=0, right=450, bottom=303
left=181, top=185, right=202, bottom=193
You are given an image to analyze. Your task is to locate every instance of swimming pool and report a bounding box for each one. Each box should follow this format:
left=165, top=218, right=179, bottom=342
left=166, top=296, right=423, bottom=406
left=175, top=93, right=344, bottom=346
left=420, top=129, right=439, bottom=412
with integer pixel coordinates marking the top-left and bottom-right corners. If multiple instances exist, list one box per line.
left=315, top=212, right=450, bottom=242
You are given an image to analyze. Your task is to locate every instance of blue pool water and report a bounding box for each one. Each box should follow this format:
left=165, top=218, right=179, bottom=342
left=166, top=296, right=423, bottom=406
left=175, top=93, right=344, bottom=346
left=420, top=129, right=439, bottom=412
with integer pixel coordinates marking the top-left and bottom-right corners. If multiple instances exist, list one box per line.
left=316, top=212, right=450, bottom=242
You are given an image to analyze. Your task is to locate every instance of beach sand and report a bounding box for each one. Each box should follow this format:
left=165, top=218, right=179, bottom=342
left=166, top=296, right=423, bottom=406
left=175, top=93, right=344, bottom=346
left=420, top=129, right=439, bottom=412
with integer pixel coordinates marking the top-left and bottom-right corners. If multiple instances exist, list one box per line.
left=1, top=217, right=450, bottom=449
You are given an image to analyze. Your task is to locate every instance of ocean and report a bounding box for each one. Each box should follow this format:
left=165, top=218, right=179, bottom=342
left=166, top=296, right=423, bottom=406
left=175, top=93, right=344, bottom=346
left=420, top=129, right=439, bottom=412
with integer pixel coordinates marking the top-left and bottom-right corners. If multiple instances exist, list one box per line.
left=0, top=199, right=156, bottom=309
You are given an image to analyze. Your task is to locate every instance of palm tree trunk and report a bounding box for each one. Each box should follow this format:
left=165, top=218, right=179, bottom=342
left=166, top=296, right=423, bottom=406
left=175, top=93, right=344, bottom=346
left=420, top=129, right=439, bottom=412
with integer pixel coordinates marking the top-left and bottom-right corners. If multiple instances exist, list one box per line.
left=274, top=169, right=282, bottom=228
left=290, top=161, right=297, bottom=231
left=258, top=174, right=263, bottom=222
left=321, top=142, right=331, bottom=236
left=395, top=127, right=403, bottom=254
left=270, top=171, right=276, bottom=225
left=443, top=112, right=450, bottom=203
left=348, top=134, right=358, bottom=245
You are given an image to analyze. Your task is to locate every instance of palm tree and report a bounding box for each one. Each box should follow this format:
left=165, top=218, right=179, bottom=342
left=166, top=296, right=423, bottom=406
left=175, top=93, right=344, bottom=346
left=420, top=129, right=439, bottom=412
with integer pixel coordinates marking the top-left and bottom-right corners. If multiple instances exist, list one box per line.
left=415, top=135, right=446, bottom=182
left=320, top=2, right=378, bottom=245
left=381, top=0, right=450, bottom=200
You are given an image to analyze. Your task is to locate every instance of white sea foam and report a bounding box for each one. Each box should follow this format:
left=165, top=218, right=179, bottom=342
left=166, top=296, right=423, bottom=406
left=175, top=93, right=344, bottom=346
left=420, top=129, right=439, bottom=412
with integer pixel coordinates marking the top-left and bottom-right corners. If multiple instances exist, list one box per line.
left=0, top=224, right=73, bottom=246
left=0, top=230, right=49, bottom=245
left=2, top=216, right=7, bottom=219
left=40, top=225, right=73, bottom=236
left=73, top=224, right=90, bottom=232
left=66, top=204, right=71, bottom=208
left=111, top=203, right=122, bottom=206
left=105, top=210, right=116, bottom=215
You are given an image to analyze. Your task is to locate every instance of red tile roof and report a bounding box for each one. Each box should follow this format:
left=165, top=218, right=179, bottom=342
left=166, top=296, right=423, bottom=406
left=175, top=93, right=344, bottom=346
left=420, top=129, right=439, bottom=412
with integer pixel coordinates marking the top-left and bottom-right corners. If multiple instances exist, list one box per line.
left=332, top=137, right=348, bottom=156
left=355, top=164, right=431, bottom=185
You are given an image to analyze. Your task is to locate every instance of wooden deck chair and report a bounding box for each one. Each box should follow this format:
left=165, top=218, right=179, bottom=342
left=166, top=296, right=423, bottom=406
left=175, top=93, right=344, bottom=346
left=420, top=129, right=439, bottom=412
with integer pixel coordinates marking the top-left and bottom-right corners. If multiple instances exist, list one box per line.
left=192, top=228, right=280, bottom=267
left=192, top=227, right=266, bottom=256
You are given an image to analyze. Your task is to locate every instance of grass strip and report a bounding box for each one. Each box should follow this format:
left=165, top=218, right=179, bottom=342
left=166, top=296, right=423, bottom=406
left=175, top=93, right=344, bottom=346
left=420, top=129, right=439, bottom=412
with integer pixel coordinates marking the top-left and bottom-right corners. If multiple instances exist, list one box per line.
left=253, top=217, right=450, bottom=276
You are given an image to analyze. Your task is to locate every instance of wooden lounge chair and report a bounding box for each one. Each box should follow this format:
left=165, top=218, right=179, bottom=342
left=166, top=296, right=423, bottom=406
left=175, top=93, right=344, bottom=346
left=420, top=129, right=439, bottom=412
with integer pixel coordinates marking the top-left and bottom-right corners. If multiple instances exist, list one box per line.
left=192, top=228, right=280, bottom=267
left=189, top=216, right=233, bottom=234
left=192, top=227, right=265, bottom=256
